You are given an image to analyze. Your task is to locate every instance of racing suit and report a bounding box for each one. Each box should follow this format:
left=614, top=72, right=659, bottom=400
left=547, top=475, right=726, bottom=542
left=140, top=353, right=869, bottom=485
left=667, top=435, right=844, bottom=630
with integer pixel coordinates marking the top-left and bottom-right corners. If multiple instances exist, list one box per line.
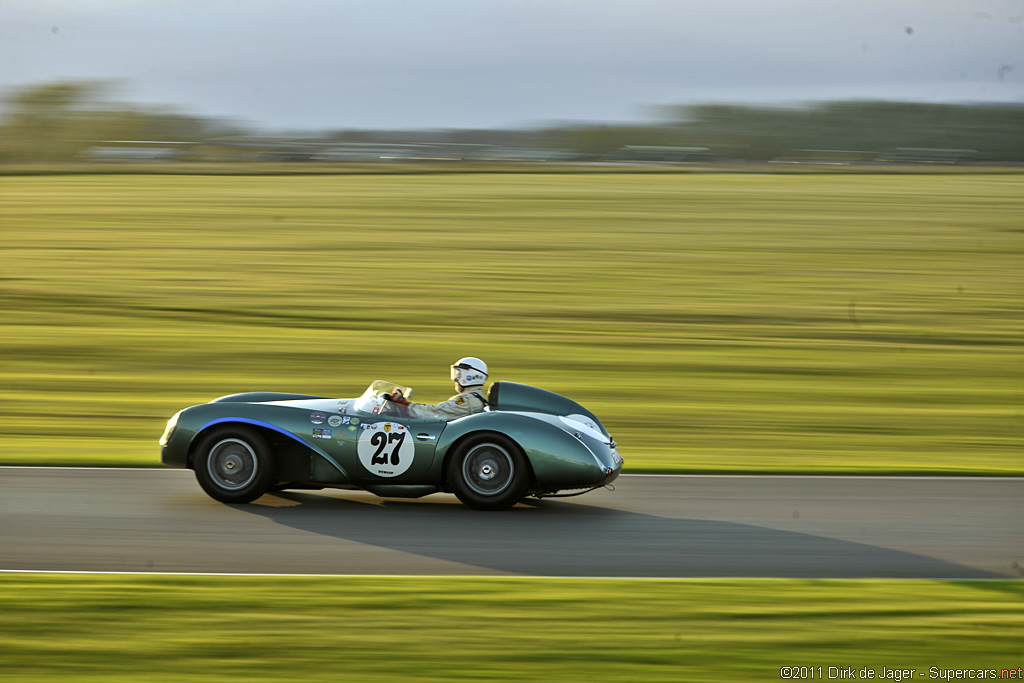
left=405, top=388, right=488, bottom=421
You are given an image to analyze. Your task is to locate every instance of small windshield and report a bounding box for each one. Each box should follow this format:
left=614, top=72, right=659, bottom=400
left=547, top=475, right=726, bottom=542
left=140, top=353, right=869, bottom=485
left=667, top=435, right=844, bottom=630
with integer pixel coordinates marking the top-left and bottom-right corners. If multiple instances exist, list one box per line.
left=350, top=380, right=414, bottom=416
left=349, top=380, right=452, bottom=421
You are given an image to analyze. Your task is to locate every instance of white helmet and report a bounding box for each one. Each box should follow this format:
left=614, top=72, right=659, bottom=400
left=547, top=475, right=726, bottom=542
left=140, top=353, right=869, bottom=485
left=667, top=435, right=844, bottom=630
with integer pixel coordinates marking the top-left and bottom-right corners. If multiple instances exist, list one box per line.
left=451, top=357, right=488, bottom=390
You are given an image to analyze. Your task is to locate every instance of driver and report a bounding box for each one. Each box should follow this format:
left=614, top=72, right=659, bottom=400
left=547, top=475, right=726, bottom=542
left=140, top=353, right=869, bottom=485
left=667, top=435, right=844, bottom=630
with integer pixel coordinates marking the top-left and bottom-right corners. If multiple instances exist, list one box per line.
left=385, top=357, right=490, bottom=420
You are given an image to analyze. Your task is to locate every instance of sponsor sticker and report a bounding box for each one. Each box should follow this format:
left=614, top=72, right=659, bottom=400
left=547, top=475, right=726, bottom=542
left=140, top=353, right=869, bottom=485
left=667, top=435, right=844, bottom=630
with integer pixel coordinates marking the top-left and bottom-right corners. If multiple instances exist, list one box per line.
left=312, top=428, right=332, bottom=440
left=351, top=417, right=359, bottom=425
left=310, top=412, right=326, bottom=425
left=328, top=415, right=343, bottom=428
left=342, top=416, right=351, bottom=425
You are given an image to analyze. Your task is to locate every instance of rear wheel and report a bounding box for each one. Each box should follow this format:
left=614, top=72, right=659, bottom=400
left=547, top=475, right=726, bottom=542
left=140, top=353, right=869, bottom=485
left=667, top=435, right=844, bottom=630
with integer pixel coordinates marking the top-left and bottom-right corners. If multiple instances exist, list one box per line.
left=447, top=434, right=529, bottom=510
left=194, top=426, right=273, bottom=504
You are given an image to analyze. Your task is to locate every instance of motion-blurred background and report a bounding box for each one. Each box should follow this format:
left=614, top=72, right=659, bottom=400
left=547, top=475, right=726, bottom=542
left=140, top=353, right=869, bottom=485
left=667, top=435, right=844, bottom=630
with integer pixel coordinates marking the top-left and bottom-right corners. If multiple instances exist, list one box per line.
left=2, top=3, right=1023, bottom=682
left=1, top=1, right=1021, bottom=473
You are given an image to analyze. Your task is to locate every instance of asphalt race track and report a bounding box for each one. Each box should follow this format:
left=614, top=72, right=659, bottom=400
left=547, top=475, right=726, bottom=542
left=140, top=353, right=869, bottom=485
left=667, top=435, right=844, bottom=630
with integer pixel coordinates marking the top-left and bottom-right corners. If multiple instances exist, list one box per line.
left=1, top=467, right=1021, bottom=578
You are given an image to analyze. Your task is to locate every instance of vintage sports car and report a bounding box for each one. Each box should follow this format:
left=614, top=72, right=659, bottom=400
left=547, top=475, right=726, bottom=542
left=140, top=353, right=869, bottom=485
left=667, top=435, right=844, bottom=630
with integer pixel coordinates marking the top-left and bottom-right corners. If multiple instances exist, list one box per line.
left=160, top=380, right=622, bottom=510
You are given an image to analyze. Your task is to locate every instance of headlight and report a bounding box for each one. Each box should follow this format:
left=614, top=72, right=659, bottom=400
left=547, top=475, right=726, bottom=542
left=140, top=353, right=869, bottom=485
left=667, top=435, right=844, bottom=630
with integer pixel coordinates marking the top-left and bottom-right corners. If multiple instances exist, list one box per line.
left=159, top=411, right=181, bottom=446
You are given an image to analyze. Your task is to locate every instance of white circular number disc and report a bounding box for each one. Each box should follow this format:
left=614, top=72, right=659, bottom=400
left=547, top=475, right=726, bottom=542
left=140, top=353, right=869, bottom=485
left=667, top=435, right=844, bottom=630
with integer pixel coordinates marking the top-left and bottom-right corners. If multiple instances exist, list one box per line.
left=357, top=422, right=415, bottom=477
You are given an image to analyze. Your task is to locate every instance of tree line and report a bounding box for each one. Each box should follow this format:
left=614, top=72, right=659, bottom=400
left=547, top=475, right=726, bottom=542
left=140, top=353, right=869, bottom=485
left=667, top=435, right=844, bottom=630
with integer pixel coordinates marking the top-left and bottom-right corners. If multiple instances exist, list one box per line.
left=2, top=80, right=1021, bottom=163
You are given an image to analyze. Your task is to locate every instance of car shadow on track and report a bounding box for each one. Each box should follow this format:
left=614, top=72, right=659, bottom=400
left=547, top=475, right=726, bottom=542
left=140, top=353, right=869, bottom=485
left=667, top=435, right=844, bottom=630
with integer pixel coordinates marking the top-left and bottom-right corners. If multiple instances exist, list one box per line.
left=234, top=490, right=999, bottom=579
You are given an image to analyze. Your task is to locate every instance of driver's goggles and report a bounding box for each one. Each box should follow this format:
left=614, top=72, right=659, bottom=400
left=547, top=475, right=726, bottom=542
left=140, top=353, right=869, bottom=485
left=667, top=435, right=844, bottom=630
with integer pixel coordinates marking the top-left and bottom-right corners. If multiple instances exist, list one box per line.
left=451, top=363, right=478, bottom=381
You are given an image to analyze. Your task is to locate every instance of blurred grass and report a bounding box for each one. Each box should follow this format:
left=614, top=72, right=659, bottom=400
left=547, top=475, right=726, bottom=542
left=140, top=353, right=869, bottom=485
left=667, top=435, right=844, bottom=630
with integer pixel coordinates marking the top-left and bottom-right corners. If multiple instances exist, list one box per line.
left=0, top=172, right=1021, bottom=472
left=0, top=575, right=1021, bottom=682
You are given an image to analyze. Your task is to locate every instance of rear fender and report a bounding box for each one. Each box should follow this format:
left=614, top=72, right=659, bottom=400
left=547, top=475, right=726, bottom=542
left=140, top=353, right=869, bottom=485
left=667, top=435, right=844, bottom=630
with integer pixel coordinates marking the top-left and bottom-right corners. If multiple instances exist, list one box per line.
left=435, top=412, right=606, bottom=490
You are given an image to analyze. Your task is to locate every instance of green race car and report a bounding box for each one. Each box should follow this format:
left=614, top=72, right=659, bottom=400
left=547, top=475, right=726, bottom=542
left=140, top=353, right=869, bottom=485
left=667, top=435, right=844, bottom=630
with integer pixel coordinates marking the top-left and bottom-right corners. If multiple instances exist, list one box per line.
left=160, top=380, right=622, bottom=510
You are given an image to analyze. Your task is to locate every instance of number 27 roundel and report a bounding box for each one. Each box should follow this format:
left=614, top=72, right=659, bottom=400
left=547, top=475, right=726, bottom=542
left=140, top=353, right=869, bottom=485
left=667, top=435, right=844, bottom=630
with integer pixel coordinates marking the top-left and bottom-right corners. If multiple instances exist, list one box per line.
left=357, top=422, right=415, bottom=477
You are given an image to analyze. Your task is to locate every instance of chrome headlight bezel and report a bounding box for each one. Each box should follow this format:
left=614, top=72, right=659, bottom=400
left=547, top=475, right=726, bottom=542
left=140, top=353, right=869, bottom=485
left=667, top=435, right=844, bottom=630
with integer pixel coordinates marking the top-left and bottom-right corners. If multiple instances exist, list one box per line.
left=159, top=410, right=182, bottom=446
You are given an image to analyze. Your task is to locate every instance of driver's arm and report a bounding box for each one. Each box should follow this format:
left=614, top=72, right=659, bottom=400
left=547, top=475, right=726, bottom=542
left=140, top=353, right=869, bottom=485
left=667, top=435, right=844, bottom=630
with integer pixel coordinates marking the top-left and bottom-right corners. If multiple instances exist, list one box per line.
left=382, top=390, right=410, bottom=406
left=406, top=394, right=482, bottom=421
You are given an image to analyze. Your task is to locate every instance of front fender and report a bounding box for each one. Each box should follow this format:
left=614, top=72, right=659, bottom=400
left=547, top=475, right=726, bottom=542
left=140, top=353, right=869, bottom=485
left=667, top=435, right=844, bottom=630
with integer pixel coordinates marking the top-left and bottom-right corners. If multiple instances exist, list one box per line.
left=159, top=402, right=350, bottom=481
left=435, top=412, right=609, bottom=489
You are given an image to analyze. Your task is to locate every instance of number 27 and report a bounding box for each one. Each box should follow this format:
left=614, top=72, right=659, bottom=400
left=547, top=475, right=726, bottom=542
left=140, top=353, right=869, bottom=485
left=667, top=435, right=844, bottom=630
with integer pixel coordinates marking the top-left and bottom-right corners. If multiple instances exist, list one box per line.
left=370, top=431, right=405, bottom=466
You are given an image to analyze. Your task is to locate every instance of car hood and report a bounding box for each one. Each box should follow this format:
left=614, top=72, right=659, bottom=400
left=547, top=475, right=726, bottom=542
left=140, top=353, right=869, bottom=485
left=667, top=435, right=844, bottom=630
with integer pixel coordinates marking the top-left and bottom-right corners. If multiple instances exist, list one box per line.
left=262, top=398, right=353, bottom=414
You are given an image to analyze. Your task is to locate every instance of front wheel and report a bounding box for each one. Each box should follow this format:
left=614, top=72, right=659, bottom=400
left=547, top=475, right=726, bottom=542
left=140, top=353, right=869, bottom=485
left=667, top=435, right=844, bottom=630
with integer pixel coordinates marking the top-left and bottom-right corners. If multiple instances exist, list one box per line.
left=193, top=426, right=273, bottom=504
left=447, top=434, right=530, bottom=510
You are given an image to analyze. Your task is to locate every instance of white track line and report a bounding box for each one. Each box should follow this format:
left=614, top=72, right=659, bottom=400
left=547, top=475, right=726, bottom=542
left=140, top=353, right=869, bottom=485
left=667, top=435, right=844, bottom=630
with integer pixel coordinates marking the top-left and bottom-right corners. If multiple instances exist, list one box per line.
left=0, top=466, right=189, bottom=471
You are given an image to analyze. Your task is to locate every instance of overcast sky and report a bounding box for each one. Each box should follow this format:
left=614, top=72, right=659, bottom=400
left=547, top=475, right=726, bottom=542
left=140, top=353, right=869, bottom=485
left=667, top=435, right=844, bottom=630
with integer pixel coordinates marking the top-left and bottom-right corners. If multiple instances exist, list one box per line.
left=2, top=0, right=1021, bottom=130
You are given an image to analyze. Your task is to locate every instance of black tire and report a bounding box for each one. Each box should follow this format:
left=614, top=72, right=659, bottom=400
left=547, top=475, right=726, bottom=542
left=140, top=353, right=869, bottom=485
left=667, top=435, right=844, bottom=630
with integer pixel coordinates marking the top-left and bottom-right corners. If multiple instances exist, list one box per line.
left=193, top=426, right=273, bottom=504
left=447, top=434, right=530, bottom=511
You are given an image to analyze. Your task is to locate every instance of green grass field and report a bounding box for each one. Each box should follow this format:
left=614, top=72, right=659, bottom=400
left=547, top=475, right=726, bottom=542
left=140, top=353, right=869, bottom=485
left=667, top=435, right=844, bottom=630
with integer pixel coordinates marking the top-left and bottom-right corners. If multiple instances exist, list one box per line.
left=1, top=174, right=1021, bottom=682
left=1, top=172, right=1021, bottom=472
left=0, top=575, right=1021, bottom=682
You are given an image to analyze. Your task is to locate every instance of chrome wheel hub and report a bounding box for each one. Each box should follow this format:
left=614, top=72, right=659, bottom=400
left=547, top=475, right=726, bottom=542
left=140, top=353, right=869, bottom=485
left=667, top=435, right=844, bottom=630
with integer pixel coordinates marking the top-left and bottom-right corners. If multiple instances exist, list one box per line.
left=207, top=438, right=258, bottom=491
left=463, top=444, right=513, bottom=496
